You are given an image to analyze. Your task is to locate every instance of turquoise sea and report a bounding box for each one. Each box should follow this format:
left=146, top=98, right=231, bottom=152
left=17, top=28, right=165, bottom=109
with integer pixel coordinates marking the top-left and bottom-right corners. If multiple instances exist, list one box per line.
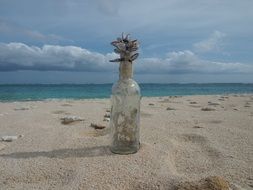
left=0, top=83, right=253, bottom=101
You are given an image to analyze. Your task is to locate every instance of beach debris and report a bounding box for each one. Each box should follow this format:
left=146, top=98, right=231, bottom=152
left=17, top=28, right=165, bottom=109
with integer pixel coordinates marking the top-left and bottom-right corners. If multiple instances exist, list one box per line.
left=190, top=101, right=197, bottom=104
left=14, top=107, right=30, bottom=111
left=60, top=116, right=84, bottom=125
left=149, top=103, right=155, bottom=106
left=103, top=113, right=110, bottom=121
left=201, top=107, right=216, bottom=111
left=103, top=118, right=110, bottom=122
left=166, top=107, right=176, bottom=110
left=104, top=113, right=110, bottom=118
left=1, top=135, right=23, bottom=142
left=90, top=123, right=106, bottom=130
left=176, top=176, right=230, bottom=190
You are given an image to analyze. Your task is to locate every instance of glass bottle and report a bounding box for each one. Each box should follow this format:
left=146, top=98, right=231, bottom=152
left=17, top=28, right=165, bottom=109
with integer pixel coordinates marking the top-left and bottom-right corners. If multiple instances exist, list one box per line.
left=109, top=34, right=141, bottom=154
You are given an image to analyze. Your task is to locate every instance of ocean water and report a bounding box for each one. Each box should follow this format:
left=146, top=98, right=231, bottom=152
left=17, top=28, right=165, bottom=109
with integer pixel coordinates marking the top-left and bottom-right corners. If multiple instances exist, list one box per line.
left=0, top=83, right=252, bottom=101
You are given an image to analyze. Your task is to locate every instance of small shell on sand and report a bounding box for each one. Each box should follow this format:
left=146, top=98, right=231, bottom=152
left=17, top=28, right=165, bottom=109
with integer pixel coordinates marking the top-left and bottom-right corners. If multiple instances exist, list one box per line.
left=1, top=136, right=18, bottom=142
left=103, top=118, right=110, bottom=122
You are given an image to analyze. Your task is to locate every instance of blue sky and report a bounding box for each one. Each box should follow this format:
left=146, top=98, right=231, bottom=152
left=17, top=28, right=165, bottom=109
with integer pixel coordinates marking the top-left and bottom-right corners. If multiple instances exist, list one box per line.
left=0, top=0, right=253, bottom=83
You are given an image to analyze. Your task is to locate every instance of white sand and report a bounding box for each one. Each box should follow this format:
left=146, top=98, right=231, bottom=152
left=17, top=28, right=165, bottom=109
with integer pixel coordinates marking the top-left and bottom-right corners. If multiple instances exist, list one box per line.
left=0, top=95, right=252, bottom=189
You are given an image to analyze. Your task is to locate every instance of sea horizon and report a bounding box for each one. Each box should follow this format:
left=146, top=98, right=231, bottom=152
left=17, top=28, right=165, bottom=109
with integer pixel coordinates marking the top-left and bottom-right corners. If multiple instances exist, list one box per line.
left=0, top=83, right=253, bottom=102
left=1, top=82, right=253, bottom=85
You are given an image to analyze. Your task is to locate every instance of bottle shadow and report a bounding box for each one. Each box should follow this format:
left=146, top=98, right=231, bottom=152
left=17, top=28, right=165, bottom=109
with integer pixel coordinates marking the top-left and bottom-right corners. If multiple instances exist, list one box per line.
left=0, top=145, right=114, bottom=159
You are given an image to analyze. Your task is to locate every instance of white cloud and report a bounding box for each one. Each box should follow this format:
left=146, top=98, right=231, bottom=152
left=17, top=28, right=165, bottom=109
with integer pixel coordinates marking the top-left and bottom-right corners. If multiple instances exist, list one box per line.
left=193, top=31, right=226, bottom=53
left=0, top=42, right=117, bottom=71
left=0, top=43, right=252, bottom=74
left=137, top=50, right=253, bottom=74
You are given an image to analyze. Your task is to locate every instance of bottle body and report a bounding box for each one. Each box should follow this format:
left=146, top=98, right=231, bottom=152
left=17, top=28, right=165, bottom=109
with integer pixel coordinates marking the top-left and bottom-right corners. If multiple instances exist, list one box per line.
left=110, top=78, right=141, bottom=154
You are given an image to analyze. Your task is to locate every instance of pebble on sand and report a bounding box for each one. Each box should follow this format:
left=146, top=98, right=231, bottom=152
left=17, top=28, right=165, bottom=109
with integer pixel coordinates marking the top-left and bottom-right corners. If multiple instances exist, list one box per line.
left=60, top=116, right=84, bottom=125
left=193, top=126, right=203, bottom=129
left=166, top=107, right=176, bottom=110
left=201, top=107, right=216, bottom=111
left=90, top=123, right=106, bottom=130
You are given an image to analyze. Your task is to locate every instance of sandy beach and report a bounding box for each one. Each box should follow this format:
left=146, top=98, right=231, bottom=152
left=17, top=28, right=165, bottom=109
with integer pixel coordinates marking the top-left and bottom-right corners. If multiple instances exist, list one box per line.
left=0, top=94, right=252, bottom=189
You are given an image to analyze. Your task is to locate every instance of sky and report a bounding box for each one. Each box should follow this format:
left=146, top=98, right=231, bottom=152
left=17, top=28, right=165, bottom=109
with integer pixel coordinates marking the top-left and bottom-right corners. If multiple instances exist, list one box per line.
left=0, top=0, right=253, bottom=83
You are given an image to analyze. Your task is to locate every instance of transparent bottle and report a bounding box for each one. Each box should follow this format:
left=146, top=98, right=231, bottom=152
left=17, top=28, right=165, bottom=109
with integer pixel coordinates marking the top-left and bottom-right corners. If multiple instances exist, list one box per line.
left=110, top=61, right=141, bottom=154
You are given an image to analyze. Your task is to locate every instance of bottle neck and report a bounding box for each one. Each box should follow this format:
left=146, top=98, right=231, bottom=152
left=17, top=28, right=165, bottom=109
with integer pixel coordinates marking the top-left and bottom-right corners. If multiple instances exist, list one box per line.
left=119, top=61, right=133, bottom=80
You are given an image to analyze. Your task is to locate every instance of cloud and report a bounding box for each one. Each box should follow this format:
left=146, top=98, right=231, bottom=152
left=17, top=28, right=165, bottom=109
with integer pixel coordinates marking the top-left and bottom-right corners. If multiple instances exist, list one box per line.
left=0, top=42, right=117, bottom=71
left=137, top=50, right=253, bottom=74
left=193, top=31, right=226, bottom=53
left=0, top=42, right=252, bottom=74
